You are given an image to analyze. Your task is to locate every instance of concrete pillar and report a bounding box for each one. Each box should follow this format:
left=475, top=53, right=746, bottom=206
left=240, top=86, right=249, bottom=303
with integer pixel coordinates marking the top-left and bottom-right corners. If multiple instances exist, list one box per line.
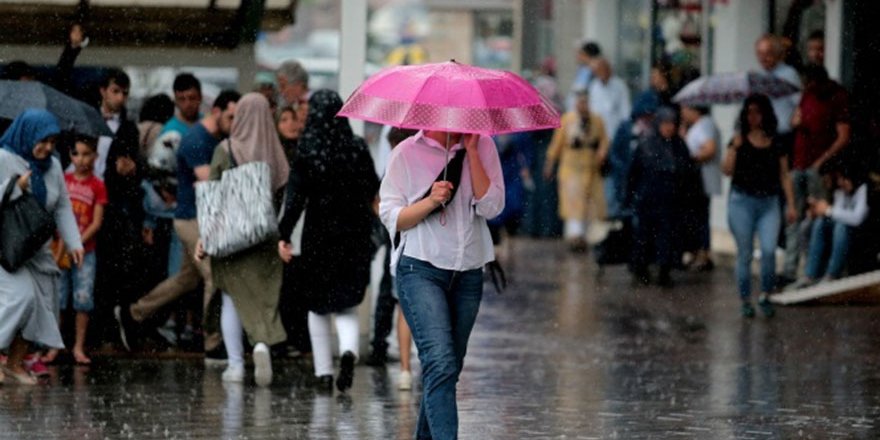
left=552, top=0, right=585, bottom=101
left=824, top=0, right=844, bottom=81
left=709, top=1, right=769, bottom=230
left=339, top=0, right=367, bottom=137
left=582, top=0, right=620, bottom=68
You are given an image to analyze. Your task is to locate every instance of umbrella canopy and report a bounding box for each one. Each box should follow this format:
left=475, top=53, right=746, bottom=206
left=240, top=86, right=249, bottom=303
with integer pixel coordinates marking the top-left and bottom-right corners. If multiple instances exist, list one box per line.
left=672, top=71, right=801, bottom=107
left=337, top=61, right=561, bottom=135
left=0, top=80, right=113, bottom=138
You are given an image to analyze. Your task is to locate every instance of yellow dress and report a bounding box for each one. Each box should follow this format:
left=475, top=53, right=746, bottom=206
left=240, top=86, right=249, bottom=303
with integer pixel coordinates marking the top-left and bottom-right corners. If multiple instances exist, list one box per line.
left=547, top=111, right=609, bottom=222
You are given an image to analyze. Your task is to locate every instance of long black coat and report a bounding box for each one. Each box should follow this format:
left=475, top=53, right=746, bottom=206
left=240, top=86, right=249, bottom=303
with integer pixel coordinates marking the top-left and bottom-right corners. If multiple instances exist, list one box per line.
left=279, top=90, right=379, bottom=315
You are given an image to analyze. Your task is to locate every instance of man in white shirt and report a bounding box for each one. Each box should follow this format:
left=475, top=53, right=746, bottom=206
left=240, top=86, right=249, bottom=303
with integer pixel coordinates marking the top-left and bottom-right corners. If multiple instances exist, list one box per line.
left=588, top=58, right=632, bottom=144
left=755, top=34, right=801, bottom=137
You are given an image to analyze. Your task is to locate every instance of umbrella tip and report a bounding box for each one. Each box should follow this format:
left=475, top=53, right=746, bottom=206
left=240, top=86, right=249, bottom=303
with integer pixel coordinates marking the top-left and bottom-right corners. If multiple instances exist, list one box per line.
left=450, top=59, right=457, bottom=63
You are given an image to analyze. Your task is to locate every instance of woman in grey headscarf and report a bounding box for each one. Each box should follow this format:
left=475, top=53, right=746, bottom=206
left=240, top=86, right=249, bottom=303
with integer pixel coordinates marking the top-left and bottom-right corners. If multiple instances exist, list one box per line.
left=0, top=109, right=83, bottom=385
left=197, top=93, right=289, bottom=387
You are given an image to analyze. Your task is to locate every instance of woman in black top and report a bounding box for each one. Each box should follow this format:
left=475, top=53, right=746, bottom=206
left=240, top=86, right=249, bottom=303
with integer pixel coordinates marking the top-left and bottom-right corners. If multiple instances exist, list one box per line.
left=722, top=93, right=796, bottom=318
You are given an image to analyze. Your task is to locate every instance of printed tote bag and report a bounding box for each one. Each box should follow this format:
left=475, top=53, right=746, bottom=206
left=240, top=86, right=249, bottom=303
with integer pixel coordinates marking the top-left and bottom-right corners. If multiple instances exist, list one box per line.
left=195, top=145, right=278, bottom=257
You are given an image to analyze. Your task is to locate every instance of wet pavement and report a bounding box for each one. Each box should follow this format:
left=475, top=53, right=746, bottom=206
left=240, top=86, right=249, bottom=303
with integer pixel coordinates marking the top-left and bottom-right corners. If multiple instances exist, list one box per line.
left=2, top=238, right=880, bottom=439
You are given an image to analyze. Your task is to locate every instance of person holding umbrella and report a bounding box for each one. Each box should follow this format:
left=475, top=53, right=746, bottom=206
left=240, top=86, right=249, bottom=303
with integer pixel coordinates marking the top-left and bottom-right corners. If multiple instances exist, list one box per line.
left=380, top=128, right=504, bottom=439
left=341, top=60, right=557, bottom=438
left=0, top=109, right=84, bottom=384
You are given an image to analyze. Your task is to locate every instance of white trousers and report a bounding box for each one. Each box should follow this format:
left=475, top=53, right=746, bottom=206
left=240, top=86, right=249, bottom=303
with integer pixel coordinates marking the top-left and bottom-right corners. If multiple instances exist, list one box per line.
left=309, top=308, right=359, bottom=377
left=564, top=219, right=587, bottom=240
left=221, top=293, right=244, bottom=369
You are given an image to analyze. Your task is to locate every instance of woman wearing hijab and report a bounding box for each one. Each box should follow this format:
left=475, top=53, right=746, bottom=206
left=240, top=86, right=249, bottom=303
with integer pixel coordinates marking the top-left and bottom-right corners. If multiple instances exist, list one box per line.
left=544, top=89, right=609, bottom=252
left=198, top=93, right=289, bottom=386
left=277, top=90, right=379, bottom=393
left=0, top=109, right=84, bottom=385
left=625, top=107, right=701, bottom=288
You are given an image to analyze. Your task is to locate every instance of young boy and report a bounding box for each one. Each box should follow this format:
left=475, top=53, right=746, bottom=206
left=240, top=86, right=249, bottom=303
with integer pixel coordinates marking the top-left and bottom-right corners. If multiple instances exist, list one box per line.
left=46, top=135, right=107, bottom=364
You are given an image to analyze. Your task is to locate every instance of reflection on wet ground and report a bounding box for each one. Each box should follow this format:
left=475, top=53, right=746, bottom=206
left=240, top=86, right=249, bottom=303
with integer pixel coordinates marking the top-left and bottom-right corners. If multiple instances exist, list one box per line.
left=2, top=238, right=879, bottom=439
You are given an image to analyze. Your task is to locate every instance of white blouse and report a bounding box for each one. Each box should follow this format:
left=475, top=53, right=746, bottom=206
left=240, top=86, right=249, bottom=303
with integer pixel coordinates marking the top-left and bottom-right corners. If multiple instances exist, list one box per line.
left=379, top=131, right=505, bottom=275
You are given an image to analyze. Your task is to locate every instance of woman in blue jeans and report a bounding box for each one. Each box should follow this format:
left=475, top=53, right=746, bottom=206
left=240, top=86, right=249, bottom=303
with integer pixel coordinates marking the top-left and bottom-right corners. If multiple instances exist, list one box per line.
left=722, top=94, right=796, bottom=318
left=379, top=130, right=504, bottom=440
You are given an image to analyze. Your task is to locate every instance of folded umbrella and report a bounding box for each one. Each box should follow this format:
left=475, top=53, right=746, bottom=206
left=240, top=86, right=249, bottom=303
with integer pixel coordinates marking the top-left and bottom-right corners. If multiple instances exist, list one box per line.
left=0, top=80, right=113, bottom=138
left=672, top=71, right=801, bottom=107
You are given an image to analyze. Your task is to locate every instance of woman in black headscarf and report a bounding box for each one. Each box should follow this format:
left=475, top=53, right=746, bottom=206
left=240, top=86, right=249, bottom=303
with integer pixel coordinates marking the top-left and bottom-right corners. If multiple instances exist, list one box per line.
left=626, top=107, right=701, bottom=287
left=277, top=89, right=379, bottom=392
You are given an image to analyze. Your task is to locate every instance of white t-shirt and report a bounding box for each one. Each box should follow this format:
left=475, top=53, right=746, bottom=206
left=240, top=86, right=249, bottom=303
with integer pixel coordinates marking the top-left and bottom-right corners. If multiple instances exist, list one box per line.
left=685, top=116, right=722, bottom=196
left=589, top=77, right=632, bottom=141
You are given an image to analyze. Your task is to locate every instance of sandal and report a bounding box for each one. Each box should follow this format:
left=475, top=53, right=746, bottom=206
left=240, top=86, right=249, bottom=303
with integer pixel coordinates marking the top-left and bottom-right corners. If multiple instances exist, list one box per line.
left=2, top=367, right=38, bottom=385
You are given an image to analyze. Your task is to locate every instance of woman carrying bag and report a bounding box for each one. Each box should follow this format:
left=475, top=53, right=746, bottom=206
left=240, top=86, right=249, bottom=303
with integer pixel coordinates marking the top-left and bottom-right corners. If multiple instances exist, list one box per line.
left=0, top=109, right=84, bottom=385
left=196, top=93, right=289, bottom=386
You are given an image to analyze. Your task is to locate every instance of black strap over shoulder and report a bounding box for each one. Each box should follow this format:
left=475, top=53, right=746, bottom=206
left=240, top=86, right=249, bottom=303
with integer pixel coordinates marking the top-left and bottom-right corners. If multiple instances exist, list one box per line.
left=225, top=140, right=238, bottom=168
left=2, top=175, right=20, bottom=205
left=393, top=149, right=467, bottom=248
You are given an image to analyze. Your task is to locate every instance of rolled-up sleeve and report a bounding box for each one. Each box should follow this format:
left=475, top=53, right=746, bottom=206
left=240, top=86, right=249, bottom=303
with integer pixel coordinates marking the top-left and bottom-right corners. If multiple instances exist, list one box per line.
left=379, top=148, right=410, bottom=240
left=472, top=135, right=505, bottom=219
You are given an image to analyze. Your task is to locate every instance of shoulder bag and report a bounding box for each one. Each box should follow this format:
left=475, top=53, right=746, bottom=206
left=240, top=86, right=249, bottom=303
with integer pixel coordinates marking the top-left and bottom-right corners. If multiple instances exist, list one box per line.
left=0, top=175, right=57, bottom=272
left=195, top=141, right=279, bottom=258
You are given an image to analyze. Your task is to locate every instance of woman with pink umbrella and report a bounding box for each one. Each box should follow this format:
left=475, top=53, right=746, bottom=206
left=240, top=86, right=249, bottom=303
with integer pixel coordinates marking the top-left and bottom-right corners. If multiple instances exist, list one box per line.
left=344, top=61, right=558, bottom=439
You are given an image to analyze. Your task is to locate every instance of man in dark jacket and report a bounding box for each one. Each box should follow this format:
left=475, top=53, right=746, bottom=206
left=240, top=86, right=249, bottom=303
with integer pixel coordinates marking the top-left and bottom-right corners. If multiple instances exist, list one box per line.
left=92, top=69, right=148, bottom=347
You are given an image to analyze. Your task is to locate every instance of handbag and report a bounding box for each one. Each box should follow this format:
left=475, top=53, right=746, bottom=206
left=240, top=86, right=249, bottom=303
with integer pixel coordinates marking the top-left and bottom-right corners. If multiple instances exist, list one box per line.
left=195, top=141, right=279, bottom=258
left=0, top=175, right=58, bottom=272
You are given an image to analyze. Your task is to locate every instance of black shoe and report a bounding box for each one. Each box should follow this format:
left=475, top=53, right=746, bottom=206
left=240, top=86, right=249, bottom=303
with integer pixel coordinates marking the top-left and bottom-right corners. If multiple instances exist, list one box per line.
left=631, top=269, right=651, bottom=286
left=113, top=305, right=138, bottom=352
left=204, top=344, right=228, bottom=368
left=336, top=351, right=356, bottom=392
left=758, top=295, right=776, bottom=318
left=657, top=271, right=674, bottom=289
left=316, top=375, right=333, bottom=393
left=741, top=302, right=756, bottom=318
left=364, top=350, right=387, bottom=367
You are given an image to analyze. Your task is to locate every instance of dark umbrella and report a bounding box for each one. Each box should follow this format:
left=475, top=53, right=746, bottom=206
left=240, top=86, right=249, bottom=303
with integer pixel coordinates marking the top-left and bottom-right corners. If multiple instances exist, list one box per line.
left=0, top=79, right=113, bottom=138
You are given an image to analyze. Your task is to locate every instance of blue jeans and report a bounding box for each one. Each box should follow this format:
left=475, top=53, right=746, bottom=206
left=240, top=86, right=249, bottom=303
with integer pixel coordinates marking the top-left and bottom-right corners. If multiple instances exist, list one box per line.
left=58, top=251, right=97, bottom=312
left=784, top=168, right=824, bottom=277
left=396, top=255, right=483, bottom=440
left=728, top=190, right=781, bottom=299
left=805, top=217, right=851, bottom=279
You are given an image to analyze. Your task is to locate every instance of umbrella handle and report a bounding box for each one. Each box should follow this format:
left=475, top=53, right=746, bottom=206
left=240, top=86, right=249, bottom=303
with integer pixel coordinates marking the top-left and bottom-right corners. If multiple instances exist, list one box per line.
left=441, top=132, right=450, bottom=210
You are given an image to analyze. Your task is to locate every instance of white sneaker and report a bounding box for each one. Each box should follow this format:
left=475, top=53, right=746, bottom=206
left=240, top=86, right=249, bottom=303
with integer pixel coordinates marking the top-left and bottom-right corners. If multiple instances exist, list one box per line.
left=222, top=364, right=245, bottom=383
left=398, top=370, right=413, bottom=391
left=253, top=343, right=273, bottom=387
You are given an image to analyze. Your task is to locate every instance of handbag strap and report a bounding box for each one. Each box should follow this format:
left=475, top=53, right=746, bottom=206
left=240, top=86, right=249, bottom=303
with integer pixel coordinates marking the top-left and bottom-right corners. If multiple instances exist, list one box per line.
left=225, top=140, right=239, bottom=168
left=2, top=175, right=20, bottom=205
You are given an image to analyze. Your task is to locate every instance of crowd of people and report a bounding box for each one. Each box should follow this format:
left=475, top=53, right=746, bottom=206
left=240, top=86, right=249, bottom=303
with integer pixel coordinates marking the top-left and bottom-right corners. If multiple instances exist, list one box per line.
left=0, top=22, right=877, bottom=440
left=527, top=31, right=873, bottom=317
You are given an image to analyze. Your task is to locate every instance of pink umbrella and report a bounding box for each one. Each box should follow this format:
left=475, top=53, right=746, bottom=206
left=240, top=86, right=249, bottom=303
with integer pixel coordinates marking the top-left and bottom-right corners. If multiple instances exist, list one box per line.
left=337, top=60, right=561, bottom=135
